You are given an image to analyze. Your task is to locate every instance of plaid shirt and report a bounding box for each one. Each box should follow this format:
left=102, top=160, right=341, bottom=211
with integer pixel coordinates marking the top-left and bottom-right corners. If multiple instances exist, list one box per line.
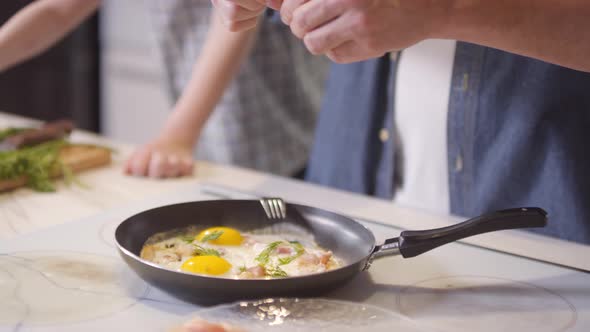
left=148, top=1, right=328, bottom=176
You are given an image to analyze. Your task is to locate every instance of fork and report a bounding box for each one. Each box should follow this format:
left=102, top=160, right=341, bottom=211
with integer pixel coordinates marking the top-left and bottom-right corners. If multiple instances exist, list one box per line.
left=260, top=197, right=286, bottom=219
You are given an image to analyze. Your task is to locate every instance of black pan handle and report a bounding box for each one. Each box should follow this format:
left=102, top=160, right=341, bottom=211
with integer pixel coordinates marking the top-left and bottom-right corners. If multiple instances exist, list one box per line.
left=397, top=207, right=547, bottom=258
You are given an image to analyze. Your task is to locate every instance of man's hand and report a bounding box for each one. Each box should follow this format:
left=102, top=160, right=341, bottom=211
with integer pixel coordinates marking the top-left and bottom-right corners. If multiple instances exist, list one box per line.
left=282, top=0, right=448, bottom=63
left=211, top=0, right=267, bottom=31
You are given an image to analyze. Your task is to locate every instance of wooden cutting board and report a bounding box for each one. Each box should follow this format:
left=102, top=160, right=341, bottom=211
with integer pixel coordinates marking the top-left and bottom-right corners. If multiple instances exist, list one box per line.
left=0, top=144, right=112, bottom=192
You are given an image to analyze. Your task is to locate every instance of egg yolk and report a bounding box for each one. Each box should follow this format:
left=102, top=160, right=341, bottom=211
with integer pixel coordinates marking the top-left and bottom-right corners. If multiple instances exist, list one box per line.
left=181, top=256, right=232, bottom=276
left=197, top=227, right=243, bottom=246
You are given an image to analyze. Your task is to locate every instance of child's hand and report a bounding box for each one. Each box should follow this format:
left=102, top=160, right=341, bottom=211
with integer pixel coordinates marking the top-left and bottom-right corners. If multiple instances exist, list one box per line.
left=124, top=138, right=194, bottom=178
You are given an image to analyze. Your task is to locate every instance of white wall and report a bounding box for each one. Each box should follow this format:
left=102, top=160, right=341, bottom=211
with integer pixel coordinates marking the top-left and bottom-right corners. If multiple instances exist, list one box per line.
left=99, top=0, right=171, bottom=145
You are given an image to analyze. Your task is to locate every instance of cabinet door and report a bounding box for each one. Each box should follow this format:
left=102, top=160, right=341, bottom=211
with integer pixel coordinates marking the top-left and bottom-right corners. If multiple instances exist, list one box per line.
left=0, top=1, right=100, bottom=132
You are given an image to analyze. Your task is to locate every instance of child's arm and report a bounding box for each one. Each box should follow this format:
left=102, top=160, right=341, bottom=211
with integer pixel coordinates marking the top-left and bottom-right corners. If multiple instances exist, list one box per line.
left=125, top=10, right=259, bottom=178
left=0, top=0, right=100, bottom=72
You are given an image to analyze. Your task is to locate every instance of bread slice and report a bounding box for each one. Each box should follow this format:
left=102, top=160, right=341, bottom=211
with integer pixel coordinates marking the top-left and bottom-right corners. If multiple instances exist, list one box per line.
left=0, top=144, right=112, bottom=192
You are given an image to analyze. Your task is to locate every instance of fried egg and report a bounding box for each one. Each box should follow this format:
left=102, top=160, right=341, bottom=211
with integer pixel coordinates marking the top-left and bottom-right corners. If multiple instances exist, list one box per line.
left=140, top=226, right=342, bottom=279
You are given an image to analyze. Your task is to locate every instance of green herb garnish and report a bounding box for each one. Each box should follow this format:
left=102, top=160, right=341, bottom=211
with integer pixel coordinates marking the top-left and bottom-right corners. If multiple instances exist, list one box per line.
left=200, top=230, right=224, bottom=243
left=239, top=266, right=247, bottom=273
left=192, top=244, right=221, bottom=257
left=278, top=241, right=305, bottom=265
left=255, top=241, right=283, bottom=265
left=180, top=235, right=196, bottom=244
left=0, top=139, right=69, bottom=192
left=266, top=265, right=288, bottom=278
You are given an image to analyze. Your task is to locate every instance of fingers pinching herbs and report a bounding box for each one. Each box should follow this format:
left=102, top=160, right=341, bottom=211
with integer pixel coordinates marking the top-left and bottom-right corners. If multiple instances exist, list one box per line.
left=289, top=0, right=349, bottom=39
left=280, top=0, right=308, bottom=26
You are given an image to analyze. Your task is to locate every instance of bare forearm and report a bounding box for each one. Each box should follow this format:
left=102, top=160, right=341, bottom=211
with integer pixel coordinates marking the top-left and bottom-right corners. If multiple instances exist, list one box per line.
left=159, top=10, right=258, bottom=145
left=438, top=0, right=590, bottom=72
left=0, top=0, right=100, bottom=72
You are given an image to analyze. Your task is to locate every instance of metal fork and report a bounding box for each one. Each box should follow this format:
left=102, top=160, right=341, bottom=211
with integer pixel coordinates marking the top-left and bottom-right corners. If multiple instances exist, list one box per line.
left=260, top=197, right=286, bottom=219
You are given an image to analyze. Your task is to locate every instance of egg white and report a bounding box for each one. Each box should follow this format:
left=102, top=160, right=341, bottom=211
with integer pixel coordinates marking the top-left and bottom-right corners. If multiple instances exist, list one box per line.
left=141, top=229, right=342, bottom=279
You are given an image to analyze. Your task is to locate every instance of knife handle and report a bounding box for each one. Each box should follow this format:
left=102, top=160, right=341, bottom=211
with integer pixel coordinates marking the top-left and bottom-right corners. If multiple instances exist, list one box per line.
left=3, top=119, right=74, bottom=149
left=398, top=207, right=547, bottom=258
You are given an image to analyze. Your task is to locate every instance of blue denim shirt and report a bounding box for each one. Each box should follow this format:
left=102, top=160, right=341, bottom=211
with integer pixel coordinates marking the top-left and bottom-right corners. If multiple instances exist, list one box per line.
left=306, top=42, right=590, bottom=244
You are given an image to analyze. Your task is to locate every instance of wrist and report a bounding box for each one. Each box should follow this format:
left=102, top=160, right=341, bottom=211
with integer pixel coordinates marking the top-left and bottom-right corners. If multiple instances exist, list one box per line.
left=415, top=0, right=456, bottom=40
left=157, top=118, right=201, bottom=148
left=158, top=125, right=199, bottom=147
left=431, top=0, right=506, bottom=42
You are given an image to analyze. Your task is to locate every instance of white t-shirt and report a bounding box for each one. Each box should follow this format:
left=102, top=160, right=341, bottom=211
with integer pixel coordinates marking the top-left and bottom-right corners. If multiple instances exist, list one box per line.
left=392, top=39, right=457, bottom=215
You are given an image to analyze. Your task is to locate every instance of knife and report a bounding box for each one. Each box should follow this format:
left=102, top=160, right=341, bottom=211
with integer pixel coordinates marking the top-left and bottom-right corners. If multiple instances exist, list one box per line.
left=0, top=119, right=74, bottom=152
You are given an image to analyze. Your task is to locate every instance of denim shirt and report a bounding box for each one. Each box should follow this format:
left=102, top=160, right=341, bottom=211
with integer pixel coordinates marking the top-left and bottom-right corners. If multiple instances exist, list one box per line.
left=306, top=42, right=590, bottom=244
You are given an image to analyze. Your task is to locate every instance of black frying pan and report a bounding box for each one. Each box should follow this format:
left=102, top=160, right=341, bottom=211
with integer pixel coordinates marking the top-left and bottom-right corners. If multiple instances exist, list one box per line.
left=114, top=199, right=547, bottom=305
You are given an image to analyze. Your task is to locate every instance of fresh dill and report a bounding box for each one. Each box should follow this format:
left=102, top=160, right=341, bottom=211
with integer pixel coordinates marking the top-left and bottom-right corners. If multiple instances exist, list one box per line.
left=180, top=235, right=196, bottom=244
left=255, top=241, right=283, bottom=265
left=266, top=265, right=288, bottom=278
left=200, top=230, right=224, bottom=243
left=192, top=244, right=221, bottom=257
left=0, top=139, right=69, bottom=192
left=278, top=241, right=305, bottom=265
left=256, top=240, right=306, bottom=267
left=239, top=266, right=247, bottom=273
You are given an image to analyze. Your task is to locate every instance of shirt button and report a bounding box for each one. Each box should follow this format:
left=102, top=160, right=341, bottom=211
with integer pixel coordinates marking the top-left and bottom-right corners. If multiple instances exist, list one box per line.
left=379, top=128, right=390, bottom=142
left=389, top=52, right=398, bottom=61
left=454, top=155, right=464, bottom=172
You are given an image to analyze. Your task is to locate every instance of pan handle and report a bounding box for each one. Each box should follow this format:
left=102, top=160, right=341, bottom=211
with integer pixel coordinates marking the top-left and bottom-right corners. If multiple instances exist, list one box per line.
left=395, top=207, right=547, bottom=258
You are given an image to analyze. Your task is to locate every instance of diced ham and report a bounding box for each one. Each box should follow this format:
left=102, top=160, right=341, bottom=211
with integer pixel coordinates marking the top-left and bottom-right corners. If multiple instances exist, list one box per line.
left=248, top=265, right=266, bottom=277
left=298, top=253, right=320, bottom=265
left=238, top=265, right=266, bottom=279
left=242, top=236, right=256, bottom=246
left=298, top=251, right=332, bottom=266
left=276, top=245, right=294, bottom=255
left=319, top=251, right=333, bottom=265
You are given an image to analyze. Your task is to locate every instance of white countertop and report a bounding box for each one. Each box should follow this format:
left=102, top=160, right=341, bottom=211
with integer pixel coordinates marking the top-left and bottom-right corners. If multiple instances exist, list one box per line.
left=1, top=183, right=589, bottom=332
left=1, top=112, right=589, bottom=331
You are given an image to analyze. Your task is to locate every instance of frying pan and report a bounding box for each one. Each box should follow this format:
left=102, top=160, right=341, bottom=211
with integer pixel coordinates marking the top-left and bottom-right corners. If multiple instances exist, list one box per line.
left=115, top=199, right=547, bottom=305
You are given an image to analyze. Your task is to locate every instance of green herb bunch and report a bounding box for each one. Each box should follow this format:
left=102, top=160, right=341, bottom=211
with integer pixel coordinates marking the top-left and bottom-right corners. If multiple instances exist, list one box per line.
left=0, top=139, right=70, bottom=192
